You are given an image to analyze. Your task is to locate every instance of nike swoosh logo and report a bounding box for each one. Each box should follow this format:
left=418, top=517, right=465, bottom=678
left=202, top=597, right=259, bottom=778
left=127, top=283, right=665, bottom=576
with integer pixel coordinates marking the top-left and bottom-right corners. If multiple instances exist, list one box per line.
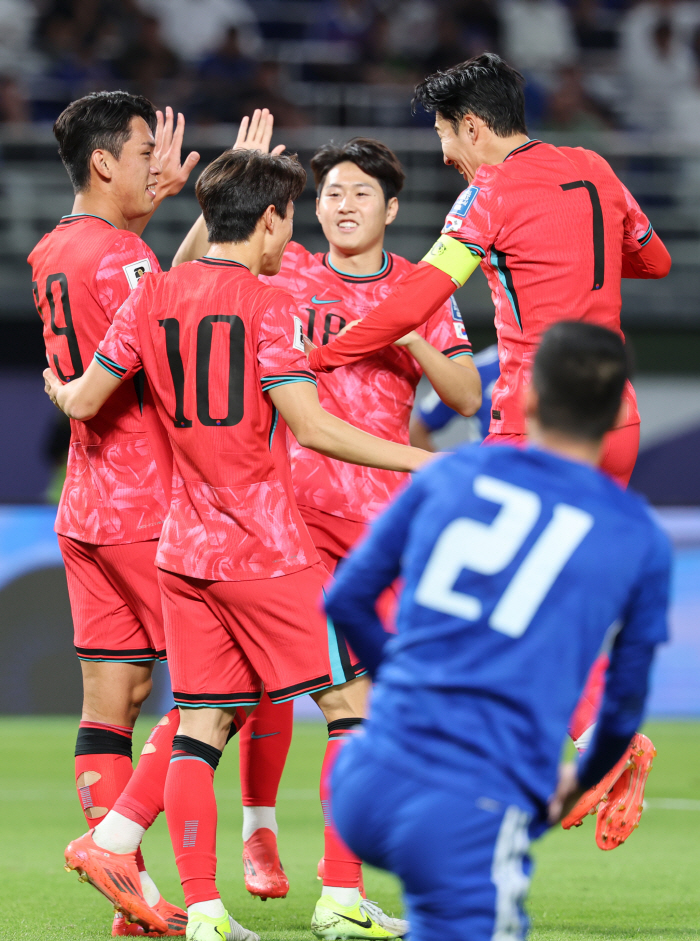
left=337, top=914, right=373, bottom=929
left=250, top=732, right=280, bottom=739
left=311, top=295, right=342, bottom=304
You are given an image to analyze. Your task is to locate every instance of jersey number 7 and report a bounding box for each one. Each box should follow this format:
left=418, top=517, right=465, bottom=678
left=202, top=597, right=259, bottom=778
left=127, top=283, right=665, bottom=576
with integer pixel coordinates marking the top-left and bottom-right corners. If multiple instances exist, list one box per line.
left=415, top=474, right=594, bottom=638
left=560, top=180, right=605, bottom=291
left=159, top=315, right=245, bottom=428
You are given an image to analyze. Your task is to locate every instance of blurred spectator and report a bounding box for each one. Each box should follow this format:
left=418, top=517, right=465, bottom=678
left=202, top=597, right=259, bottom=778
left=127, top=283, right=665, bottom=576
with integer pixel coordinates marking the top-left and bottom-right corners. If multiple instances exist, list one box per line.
left=422, top=12, right=469, bottom=74
left=500, top=0, right=578, bottom=81
left=455, top=1, right=502, bottom=58
left=305, top=0, right=378, bottom=81
left=0, top=75, right=30, bottom=122
left=135, top=0, right=260, bottom=63
left=619, top=1, right=694, bottom=132
left=669, top=24, right=700, bottom=143
left=113, top=14, right=181, bottom=100
left=380, top=0, right=439, bottom=63
left=570, top=0, right=621, bottom=50
left=542, top=66, right=614, bottom=131
left=240, top=61, right=310, bottom=128
left=0, top=0, right=38, bottom=77
left=190, top=26, right=256, bottom=123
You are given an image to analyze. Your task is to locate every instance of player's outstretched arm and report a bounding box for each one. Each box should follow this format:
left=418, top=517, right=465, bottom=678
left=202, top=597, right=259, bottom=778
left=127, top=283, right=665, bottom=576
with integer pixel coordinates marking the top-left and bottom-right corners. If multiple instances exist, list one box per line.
left=621, top=231, right=672, bottom=279
left=308, top=237, right=482, bottom=374
left=44, top=359, right=122, bottom=422
left=325, top=482, right=426, bottom=676
left=268, top=379, right=432, bottom=473
left=172, top=109, right=285, bottom=266
left=395, top=332, right=482, bottom=416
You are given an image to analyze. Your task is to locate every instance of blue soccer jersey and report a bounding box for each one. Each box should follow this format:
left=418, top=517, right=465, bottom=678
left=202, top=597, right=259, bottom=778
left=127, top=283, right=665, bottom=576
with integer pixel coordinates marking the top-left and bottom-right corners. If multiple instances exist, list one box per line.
left=417, top=344, right=500, bottom=439
left=325, top=444, right=670, bottom=807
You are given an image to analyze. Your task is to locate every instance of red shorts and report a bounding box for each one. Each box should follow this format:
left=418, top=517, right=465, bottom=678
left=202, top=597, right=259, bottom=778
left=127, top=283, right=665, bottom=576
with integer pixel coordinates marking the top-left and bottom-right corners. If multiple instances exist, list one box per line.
left=158, top=562, right=364, bottom=709
left=482, top=423, right=640, bottom=489
left=59, top=536, right=165, bottom=663
left=299, top=504, right=400, bottom=631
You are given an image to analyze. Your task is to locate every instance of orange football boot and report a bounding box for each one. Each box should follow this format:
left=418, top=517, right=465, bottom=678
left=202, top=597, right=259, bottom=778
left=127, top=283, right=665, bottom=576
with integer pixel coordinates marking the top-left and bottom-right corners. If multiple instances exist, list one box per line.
left=242, top=828, right=289, bottom=900
left=64, top=830, right=167, bottom=934
left=595, top=733, right=656, bottom=850
left=112, top=897, right=187, bottom=936
left=562, top=749, right=632, bottom=831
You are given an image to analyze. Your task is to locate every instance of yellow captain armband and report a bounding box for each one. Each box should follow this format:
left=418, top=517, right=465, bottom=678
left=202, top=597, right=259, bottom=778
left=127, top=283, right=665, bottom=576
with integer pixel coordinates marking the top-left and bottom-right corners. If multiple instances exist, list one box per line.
left=421, top=235, right=483, bottom=287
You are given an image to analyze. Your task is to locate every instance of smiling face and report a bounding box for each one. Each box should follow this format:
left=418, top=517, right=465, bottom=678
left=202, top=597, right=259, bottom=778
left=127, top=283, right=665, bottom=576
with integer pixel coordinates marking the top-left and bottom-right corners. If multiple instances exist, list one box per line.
left=99, top=116, right=161, bottom=220
left=316, top=161, right=398, bottom=257
left=435, top=112, right=478, bottom=183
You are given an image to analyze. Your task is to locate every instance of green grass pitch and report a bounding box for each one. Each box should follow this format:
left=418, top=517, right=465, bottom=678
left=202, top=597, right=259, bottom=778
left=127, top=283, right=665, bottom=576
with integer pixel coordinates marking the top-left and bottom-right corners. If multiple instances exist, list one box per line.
left=1, top=718, right=699, bottom=940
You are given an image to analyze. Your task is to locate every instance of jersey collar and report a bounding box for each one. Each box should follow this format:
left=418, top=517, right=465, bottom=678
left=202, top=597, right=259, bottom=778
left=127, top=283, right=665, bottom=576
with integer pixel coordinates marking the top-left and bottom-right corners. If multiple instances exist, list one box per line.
left=198, top=256, right=250, bottom=270
left=58, top=212, right=118, bottom=228
left=503, top=139, right=544, bottom=162
left=322, top=251, right=393, bottom=283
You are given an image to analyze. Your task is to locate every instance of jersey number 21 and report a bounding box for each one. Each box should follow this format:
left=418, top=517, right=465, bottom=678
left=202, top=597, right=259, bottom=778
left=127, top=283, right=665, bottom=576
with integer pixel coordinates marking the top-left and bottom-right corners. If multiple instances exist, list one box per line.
left=415, top=475, right=594, bottom=637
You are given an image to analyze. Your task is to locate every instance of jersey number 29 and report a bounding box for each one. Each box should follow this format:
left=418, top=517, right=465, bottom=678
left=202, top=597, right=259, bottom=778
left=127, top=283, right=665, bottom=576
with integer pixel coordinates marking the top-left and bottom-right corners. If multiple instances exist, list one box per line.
left=415, top=475, right=594, bottom=637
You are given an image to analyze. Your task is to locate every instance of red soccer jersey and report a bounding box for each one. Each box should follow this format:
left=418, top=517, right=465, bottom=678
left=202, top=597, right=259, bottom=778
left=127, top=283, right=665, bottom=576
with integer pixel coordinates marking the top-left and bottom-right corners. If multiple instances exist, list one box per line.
left=97, top=257, right=321, bottom=582
left=441, top=139, right=647, bottom=433
left=28, top=214, right=169, bottom=545
left=262, top=242, right=472, bottom=522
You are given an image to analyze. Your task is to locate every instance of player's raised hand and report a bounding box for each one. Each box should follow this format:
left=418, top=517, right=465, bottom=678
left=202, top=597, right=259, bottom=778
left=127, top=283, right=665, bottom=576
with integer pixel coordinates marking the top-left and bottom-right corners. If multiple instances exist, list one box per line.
left=153, top=107, right=201, bottom=203
left=233, top=108, right=285, bottom=155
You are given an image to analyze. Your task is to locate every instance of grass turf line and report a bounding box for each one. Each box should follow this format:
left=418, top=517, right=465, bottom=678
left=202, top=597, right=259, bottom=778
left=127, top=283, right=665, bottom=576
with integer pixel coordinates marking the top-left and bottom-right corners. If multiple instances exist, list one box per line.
left=0, top=719, right=699, bottom=940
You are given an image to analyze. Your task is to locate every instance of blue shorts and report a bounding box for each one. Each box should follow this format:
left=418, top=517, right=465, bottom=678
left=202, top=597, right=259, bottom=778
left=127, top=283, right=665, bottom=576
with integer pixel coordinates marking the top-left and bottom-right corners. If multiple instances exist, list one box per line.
left=332, top=736, right=544, bottom=941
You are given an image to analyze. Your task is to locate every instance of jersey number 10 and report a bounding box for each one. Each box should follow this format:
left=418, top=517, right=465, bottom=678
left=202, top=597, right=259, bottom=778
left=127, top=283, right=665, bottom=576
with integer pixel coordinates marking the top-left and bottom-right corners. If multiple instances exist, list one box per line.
left=415, top=475, right=594, bottom=637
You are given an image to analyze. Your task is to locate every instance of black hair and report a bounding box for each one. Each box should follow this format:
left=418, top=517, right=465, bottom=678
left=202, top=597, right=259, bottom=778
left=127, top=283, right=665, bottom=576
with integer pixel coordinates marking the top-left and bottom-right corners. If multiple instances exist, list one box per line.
left=53, top=90, right=157, bottom=193
left=533, top=322, right=630, bottom=441
left=310, top=138, right=405, bottom=203
left=413, top=53, right=527, bottom=136
left=195, top=149, right=306, bottom=243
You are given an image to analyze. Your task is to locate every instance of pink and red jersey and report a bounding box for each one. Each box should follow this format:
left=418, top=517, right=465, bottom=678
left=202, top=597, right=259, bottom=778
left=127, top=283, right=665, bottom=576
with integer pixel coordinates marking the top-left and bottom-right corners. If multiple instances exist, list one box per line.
left=263, top=242, right=472, bottom=523
left=28, top=214, right=169, bottom=545
left=97, top=257, right=321, bottom=582
left=442, top=140, right=648, bottom=433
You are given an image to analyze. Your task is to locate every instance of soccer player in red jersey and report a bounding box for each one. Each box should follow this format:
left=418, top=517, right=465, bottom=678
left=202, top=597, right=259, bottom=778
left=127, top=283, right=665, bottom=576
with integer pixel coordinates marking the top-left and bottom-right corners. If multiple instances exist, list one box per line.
left=304, top=55, right=671, bottom=849
left=28, top=91, right=200, bottom=936
left=46, top=149, right=431, bottom=941
left=175, top=125, right=481, bottom=925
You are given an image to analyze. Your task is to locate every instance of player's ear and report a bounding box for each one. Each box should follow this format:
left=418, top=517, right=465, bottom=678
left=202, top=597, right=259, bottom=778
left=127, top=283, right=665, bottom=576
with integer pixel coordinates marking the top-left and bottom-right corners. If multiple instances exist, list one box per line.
left=385, top=196, right=399, bottom=227
left=91, top=148, right=113, bottom=183
left=263, top=204, right=277, bottom=233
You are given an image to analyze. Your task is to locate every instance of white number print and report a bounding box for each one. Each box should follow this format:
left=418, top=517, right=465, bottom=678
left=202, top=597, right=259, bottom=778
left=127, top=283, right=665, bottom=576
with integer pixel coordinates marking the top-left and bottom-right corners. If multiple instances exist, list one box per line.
left=414, top=475, right=594, bottom=638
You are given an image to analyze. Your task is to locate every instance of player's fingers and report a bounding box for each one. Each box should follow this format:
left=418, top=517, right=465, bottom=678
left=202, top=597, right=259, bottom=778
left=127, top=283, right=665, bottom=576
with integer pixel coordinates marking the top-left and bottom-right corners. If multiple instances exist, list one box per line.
left=182, top=151, right=200, bottom=177
left=171, top=111, right=186, bottom=152
left=271, top=144, right=286, bottom=155
left=233, top=114, right=249, bottom=150
left=260, top=111, right=274, bottom=149
left=154, top=110, right=164, bottom=148
left=248, top=108, right=263, bottom=142
left=303, top=335, right=317, bottom=354
left=162, top=105, right=174, bottom=150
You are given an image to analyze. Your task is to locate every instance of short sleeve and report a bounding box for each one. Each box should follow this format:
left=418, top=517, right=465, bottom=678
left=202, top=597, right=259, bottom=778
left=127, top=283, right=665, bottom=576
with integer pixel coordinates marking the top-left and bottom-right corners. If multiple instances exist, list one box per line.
left=95, top=233, right=161, bottom=321
left=258, top=289, right=318, bottom=395
left=94, top=279, right=146, bottom=381
left=440, top=169, right=505, bottom=257
left=422, top=295, right=473, bottom=359
left=620, top=182, right=654, bottom=255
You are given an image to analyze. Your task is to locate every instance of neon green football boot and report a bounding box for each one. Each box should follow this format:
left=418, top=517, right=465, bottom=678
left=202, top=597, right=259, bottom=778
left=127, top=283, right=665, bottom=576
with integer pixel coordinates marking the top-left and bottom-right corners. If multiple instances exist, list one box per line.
left=185, top=910, right=259, bottom=941
left=311, top=895, right=408, bottom=939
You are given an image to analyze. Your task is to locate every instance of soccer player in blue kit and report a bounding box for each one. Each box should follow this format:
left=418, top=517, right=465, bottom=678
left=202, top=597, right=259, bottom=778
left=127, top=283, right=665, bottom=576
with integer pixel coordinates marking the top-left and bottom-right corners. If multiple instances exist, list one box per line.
left=324, top=322, right=670, bottom=941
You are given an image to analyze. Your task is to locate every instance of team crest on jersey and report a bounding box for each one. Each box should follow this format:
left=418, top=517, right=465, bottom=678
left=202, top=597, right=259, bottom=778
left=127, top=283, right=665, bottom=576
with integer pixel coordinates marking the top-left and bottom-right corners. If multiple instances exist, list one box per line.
left=123, top=258, right=151, bottom=290
left=293, top=315, right=305, bottom=352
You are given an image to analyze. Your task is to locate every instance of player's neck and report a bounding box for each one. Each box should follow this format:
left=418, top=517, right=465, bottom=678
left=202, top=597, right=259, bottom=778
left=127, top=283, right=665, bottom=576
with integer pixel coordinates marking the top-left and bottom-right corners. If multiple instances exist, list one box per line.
left=206, top=240, right=262, bottom=275
left=480, top=133, right=531, bottom=168
left=529, top=425, right=603, bottom=469
left=326, top=242, right=386, bottom=277
left=70, top=192, right=130, bottom=231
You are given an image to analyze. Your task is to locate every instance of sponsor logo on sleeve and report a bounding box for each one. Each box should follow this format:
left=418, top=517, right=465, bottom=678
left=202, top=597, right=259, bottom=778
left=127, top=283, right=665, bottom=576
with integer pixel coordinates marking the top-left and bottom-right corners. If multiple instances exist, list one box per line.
left=123, top=258, right=152, bottom=290
left=442, top=185, right=481, bottom=232
left=293, top=315, right=305, bottom=352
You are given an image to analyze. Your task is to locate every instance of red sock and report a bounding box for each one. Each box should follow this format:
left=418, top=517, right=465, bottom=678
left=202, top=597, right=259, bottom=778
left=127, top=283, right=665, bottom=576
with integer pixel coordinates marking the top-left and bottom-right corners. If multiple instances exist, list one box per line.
left=75, top=720, right=134, bottom=828
left=239, top=694, right=294, bottom=806
left=321, top=720, right=363, bottom=888
left=165, top=734, right=222, bottom=906
left=569, top=654, right=610, bottom=747
left=113, top=709, right=180, bottom=832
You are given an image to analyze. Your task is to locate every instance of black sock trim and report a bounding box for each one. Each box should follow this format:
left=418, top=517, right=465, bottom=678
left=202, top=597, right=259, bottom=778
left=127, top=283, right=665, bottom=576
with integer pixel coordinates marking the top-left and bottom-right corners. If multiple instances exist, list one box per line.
left=327, top=718, right=363, bottom=736
left=172, top=734, right=222, bottom=771
left=75, top=728, right=133, bottom=758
